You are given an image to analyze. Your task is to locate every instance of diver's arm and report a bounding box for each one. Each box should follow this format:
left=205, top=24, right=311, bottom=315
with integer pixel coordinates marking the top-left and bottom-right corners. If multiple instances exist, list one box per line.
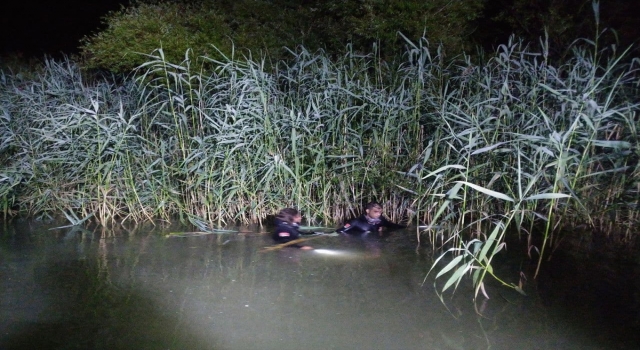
left=381, top=216, right=406, bottom=229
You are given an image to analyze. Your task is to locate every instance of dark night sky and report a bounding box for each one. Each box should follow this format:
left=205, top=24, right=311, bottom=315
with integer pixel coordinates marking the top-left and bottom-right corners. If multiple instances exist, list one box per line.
left=1, top=1, right=128, bottom=57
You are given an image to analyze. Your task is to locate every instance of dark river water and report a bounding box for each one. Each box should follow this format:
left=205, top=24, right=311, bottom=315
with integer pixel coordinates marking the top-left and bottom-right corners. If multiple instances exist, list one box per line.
left=1, top=219, right=638, bottom=350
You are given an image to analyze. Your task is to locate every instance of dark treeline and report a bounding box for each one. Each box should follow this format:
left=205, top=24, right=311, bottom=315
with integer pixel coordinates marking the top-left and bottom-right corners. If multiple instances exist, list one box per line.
left=78, top=0, right=640, bottom=73
left=3, top=0, right=637, bottom=73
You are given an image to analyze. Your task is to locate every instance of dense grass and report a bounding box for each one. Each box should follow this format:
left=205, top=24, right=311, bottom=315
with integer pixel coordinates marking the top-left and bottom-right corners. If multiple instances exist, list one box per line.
left=1, top=35, right=638, bottom=300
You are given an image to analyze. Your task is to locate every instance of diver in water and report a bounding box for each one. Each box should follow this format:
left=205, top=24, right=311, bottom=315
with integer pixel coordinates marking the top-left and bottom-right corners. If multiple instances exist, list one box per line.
left=336, top=202, right=405, bottom=235
left=272, top=207, right=313, bottom=249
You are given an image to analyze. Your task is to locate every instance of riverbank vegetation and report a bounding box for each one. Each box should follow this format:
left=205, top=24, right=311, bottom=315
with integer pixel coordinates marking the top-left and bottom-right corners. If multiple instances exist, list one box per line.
left=78, top=0, right=486, bottom=74
left=2, top=5, right=638, bottom=301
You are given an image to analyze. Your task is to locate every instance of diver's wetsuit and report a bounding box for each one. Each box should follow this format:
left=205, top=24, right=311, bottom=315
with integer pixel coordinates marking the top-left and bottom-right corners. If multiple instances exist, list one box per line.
left=272, top=219, right=305, bottom=247
left=336, top=214, right=405, bottom=234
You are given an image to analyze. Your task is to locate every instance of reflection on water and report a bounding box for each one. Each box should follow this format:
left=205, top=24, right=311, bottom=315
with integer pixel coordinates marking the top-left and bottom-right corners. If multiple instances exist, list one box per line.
left=312, top=249, right=354, bottom=257
left=1, top=219, right=638, bottom=350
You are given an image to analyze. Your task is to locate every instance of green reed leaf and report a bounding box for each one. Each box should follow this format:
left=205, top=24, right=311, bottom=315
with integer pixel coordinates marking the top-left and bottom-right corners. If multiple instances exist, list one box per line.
left=523, top=193, right=571, bottom=201
left=455, top=181, right=514, bottom=202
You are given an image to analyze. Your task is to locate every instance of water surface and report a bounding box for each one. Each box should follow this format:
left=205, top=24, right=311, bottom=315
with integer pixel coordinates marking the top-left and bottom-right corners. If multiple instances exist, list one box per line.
left=1, top=219, right=638, bottom=349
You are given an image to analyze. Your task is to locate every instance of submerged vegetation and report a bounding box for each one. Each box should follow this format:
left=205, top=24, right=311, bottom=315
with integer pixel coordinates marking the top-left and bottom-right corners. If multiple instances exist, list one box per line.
left=1, top=26, right=639, bottom=300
